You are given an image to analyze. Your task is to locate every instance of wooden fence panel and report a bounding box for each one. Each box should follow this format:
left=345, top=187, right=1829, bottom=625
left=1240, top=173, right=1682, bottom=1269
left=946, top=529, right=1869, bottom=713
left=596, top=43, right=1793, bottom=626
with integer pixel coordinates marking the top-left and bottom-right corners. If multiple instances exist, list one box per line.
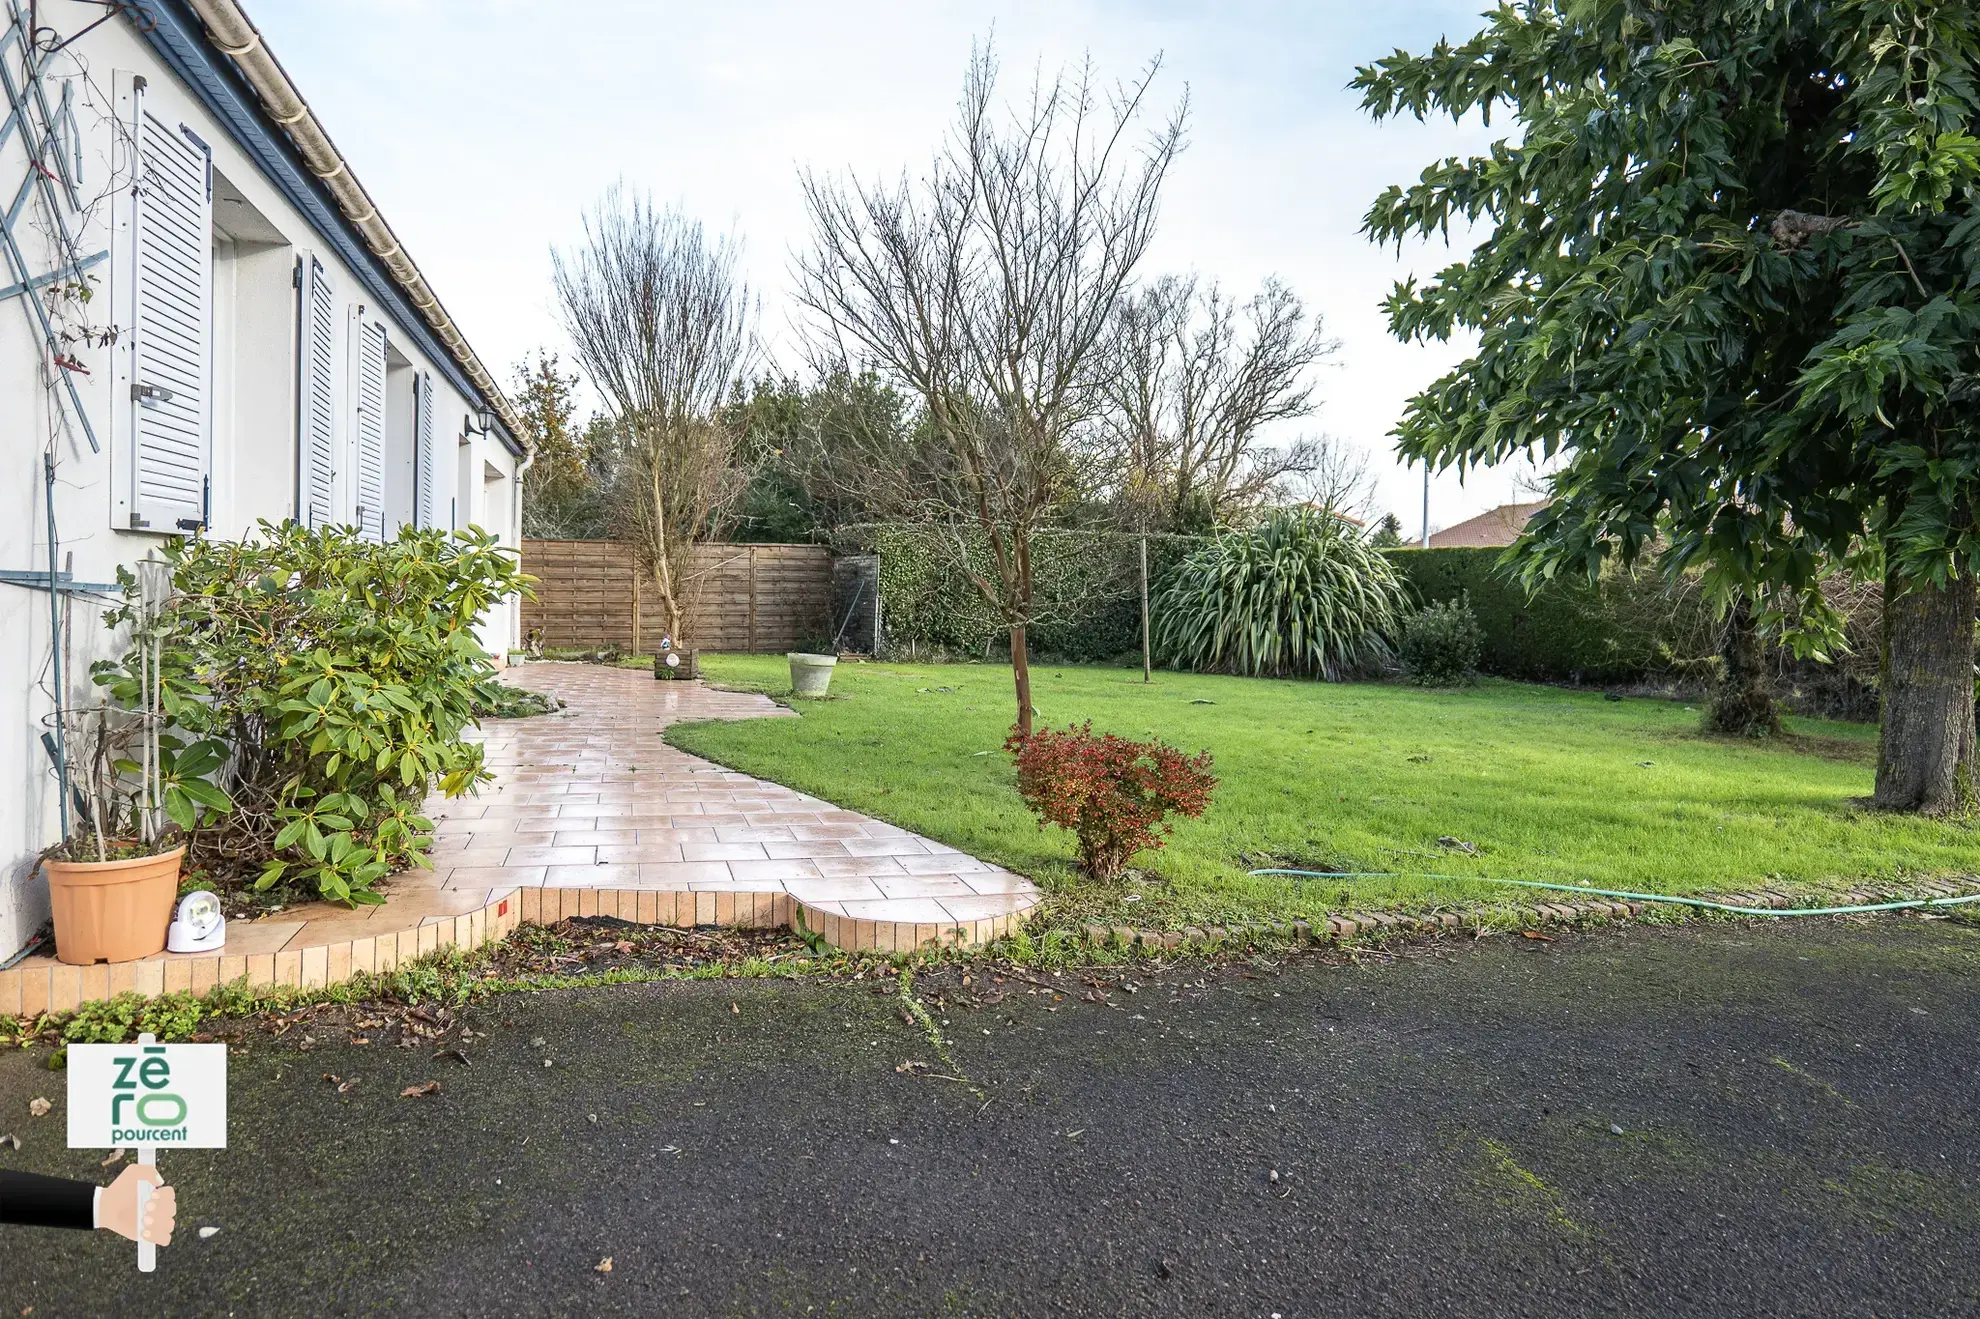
left=522, top=540, right=834, bottom=654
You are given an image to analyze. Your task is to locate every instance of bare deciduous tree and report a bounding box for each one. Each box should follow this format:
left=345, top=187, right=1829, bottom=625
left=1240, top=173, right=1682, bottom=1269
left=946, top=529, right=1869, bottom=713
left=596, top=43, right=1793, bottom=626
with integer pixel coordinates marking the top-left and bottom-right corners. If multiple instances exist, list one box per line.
left=1283, top=434, right=1377, bottom=523
left=553, top=188, right=756, bottom=645
left=795, top=44, right=1185, bottom=734
left=795, top=46, right=1180, bottom=732
left=1097, top=274, right=1337, bottom=529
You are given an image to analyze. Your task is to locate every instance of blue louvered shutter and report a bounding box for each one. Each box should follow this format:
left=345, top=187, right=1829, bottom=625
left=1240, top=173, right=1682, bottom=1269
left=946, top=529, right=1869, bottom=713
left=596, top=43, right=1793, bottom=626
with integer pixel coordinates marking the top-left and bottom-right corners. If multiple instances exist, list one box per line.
left=353, top=317, right=387, bottom=541
left=130, top=103, right=212, bottom=532
left=297, top=256, right=336, bottom=527
left=414, top=370, right=436, bottom=528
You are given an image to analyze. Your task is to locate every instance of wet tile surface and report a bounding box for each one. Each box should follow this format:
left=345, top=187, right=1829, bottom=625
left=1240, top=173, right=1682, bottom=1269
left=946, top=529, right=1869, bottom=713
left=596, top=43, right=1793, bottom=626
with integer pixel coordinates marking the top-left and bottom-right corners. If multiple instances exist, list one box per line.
left=11, top=664, right=1042, bottom=1007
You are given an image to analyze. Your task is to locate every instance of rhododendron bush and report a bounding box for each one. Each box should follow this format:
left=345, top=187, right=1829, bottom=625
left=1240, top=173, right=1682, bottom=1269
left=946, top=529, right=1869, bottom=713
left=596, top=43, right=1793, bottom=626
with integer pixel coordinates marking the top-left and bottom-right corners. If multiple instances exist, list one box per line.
left=1005, top=722, right=1215, bottom=880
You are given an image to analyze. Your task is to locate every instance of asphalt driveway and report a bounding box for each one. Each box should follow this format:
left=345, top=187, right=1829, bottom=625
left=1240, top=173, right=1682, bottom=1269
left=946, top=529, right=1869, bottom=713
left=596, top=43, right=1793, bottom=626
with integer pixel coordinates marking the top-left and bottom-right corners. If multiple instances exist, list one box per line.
left=1, top=917, right=1975, bottom=1317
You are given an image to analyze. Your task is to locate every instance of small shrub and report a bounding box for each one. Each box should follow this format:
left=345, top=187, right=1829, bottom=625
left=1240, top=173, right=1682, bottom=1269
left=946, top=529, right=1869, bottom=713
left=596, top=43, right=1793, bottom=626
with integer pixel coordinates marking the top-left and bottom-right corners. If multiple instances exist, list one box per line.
left=1397, top=597, right=1485, bottom=685
left=1006, top=722, right=1216, bottom=881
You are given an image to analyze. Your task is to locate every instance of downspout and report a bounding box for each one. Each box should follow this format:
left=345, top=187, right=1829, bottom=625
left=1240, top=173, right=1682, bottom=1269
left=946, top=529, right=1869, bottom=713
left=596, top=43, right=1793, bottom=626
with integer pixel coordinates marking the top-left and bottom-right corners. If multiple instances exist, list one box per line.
left=512, top=441, right=533, bottom=652
left=179, top=0, right=525, bottom=447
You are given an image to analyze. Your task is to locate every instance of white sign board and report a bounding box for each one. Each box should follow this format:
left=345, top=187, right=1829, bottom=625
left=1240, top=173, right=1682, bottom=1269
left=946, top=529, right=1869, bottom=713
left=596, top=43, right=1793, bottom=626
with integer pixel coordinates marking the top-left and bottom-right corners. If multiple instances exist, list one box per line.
left=67, top=1040, right=228, bottom=1150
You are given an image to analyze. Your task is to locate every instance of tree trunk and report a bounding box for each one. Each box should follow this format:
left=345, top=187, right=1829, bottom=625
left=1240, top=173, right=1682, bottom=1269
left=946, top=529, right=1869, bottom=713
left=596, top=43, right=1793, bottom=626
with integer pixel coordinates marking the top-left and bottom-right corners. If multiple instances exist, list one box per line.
left=1873, top=563, right=1977, bottom=814
left=1706, top=593, right=1780, bottom=737
left=1010, top=623, right=1035, bottom=738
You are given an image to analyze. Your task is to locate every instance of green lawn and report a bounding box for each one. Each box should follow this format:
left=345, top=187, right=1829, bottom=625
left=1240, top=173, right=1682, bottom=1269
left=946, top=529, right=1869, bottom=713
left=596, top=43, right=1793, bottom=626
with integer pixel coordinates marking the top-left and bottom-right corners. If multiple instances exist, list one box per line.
left=665, top=655, right=1978, bottom=926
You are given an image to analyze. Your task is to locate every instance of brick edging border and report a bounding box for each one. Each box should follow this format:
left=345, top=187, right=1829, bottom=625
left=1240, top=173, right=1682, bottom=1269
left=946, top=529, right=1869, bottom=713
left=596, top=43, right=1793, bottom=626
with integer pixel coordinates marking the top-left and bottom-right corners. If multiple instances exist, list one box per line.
left=0, top=882, right=1043, bottom=1018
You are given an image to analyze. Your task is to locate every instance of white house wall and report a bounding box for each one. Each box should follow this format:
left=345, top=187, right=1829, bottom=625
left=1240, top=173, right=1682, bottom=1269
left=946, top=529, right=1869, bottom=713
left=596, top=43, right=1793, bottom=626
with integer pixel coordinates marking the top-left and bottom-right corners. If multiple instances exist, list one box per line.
left=0, top=3, right=523, bottom=958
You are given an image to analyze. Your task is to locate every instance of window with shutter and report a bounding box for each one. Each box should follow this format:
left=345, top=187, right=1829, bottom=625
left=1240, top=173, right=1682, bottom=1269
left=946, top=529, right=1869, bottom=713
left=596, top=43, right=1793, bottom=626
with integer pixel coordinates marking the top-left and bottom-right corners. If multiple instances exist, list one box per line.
left=414, top=370, right=436, bottom=529
left=130, top=101, right=212, bottom=532
left=353, top=317, right=387, bottom=541
left=297, top=256, right=336, bottom=527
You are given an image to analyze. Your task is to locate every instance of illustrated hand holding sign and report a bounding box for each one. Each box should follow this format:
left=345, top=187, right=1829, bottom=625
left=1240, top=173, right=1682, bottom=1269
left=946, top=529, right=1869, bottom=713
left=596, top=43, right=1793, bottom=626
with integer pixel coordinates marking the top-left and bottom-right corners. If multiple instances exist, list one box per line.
left=68, top=1032, right=225, bottom=1272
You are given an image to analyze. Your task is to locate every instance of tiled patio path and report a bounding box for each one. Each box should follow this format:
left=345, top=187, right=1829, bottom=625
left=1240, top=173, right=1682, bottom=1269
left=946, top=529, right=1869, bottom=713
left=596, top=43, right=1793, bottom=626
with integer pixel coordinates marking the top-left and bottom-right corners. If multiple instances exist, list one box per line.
left=0, top=663, right=1041, bottom=1015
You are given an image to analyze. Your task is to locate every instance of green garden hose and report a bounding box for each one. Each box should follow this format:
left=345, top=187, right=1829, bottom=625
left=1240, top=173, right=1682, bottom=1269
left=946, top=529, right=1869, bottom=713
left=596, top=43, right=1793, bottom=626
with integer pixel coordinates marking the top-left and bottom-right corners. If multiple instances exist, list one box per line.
left=1244, top=869, right=1980, bottom=918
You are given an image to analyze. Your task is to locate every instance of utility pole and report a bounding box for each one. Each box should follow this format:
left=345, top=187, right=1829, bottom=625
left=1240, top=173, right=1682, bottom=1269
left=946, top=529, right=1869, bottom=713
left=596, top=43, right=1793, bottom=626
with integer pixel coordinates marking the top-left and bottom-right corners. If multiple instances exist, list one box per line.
left=1420, top=465, right=1431, bottom=548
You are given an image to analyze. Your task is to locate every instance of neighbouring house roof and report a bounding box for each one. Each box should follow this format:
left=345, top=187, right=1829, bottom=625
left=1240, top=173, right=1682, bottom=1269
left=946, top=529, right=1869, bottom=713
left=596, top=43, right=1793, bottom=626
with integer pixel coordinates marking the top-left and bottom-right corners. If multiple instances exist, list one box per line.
left=135, top=0, right=525, bottom=457
left=1427, top=501, right=1548, bottom=549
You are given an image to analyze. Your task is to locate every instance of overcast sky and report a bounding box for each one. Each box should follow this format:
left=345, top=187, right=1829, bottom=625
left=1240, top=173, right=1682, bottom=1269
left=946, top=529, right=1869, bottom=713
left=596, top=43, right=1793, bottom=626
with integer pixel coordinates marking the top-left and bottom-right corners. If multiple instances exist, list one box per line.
left=250, top=0, right=1534, bottom=534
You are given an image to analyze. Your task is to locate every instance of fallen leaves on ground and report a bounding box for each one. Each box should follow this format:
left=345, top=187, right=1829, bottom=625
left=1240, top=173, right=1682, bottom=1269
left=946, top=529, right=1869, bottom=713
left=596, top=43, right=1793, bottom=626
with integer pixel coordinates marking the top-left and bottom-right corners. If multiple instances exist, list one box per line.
left=398, top=1081, right=441, bottom=1099
left=27, top=1098, right=49, bottom=1118
left=595, top=1257, right=613, bottom=1273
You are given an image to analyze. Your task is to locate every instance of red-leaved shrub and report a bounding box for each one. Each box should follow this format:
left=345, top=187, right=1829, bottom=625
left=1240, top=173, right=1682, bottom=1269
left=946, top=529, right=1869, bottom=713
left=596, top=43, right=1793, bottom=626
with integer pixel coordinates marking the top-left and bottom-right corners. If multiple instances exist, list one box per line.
left=1005, top=722, right=1216, bottom=881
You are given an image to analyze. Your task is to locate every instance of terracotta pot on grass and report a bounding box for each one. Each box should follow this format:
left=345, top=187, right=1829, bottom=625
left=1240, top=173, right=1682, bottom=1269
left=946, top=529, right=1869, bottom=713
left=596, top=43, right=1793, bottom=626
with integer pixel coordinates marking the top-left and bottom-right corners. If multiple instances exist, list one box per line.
left=42, top=846, right=184, bottom=965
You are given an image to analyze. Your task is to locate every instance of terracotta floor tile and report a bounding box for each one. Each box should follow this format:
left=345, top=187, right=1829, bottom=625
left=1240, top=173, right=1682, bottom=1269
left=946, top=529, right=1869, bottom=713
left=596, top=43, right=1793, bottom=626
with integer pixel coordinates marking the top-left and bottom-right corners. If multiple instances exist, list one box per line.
left=836, top=897, right=957, bottom=925
left=284, top=917, right=384, bottom=949
left=544, top=864, right=644, bottom=887
left=382, top=889, right=499, bottom=920
left=784, top=877, right=889, bottom=904
left=961, top=870, right=1036, bottom=895
left=220, top=921, right=307, bottom=957
left=681, top=842, right=770, bottom=863
left=842, top=837, right=936, bottom=858
left=728, top=859, right=823, bottom=883
left=503, top=845, right=598, bottom=866
left=713, top=826, right=797, bottom=844
left=637, top=861, right=735, bottom=887
left=938, top=893, right=1037, bottom=922
left=444, top=865, right=549, bottom=887
left=873, top=875, right=979, bottom=899
left=596, top=844, right=687, bottom=864
left=897, top=852, right=996, bottom=875
left=552, top=830, right=639, bottom=847
left=382, top=866, right=449, bottom=891
left=810, top=856, right=907, bottom=879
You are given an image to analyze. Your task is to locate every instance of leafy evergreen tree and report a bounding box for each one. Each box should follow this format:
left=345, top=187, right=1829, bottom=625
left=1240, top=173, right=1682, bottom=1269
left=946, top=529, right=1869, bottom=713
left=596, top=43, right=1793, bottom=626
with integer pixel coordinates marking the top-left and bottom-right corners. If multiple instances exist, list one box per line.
left=1360, top=1, right=1980, bottom=812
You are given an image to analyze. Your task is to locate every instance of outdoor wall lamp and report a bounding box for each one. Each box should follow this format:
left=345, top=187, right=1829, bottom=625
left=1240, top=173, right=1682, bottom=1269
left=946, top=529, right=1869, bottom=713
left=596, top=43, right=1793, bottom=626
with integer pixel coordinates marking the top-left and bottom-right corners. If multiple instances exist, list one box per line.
left=165, top=891, right=226, bottom=953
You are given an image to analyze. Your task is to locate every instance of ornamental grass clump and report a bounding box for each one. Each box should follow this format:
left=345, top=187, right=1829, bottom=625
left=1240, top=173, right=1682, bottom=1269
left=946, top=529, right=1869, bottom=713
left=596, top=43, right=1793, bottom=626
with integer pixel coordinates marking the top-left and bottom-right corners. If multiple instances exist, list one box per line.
left=1006, top=722, right=1216, bottom=881
left=93, top=521, right=531, bottom=906
left=1154, top=508, right=1409, bottom=680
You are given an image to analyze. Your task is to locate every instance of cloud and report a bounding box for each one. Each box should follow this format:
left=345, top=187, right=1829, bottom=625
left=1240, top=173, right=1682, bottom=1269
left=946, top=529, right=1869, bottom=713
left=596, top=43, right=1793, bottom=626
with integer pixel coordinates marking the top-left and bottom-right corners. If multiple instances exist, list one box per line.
left=252, top=0, right=1534, bottom=530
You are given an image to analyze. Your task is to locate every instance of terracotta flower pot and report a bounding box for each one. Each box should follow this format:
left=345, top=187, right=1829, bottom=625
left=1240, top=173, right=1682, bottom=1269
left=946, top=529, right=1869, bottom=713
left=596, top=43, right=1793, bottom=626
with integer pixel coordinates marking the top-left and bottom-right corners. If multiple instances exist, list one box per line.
left=43, top=846, right=184, bottom=965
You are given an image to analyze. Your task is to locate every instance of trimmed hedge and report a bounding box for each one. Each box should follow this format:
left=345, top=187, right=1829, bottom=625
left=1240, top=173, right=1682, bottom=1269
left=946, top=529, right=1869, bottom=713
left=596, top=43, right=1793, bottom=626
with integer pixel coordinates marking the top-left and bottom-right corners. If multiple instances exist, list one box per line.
left=866, top=526, right=1206, bottom=662
left=858, top=526, right=1724, bottom=685
left=1385, top=548, right=1716, bottom=684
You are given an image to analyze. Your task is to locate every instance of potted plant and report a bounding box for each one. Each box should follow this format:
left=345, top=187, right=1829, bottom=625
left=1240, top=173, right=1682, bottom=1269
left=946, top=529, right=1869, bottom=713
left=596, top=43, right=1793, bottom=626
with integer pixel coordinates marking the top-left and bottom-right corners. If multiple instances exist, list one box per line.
left=41, top=566, right=233, bottom=964
left=43, top=711, right=234, bottom=964
left=787, top=639, right=838, bottom=698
